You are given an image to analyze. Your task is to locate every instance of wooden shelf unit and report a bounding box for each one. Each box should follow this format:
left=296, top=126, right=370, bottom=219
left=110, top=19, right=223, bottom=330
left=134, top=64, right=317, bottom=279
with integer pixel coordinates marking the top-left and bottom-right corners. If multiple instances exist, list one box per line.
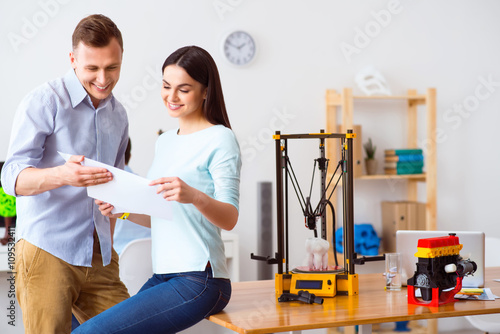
left=325, top=87, right=437, bottom=231
left=326, top=88, right=438, bottom=334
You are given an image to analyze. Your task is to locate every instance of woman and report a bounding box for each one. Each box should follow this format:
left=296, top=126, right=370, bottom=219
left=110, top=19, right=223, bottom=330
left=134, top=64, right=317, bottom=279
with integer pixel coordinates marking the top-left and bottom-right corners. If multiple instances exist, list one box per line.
left=73, top=46, right=241, bottom=334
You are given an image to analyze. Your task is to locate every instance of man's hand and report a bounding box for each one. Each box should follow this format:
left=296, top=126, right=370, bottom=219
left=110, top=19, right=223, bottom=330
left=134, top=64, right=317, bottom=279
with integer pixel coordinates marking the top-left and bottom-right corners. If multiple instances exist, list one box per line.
left=58, top=155, right=113, bottom=187
left=15, top=155, right=113, bottom=196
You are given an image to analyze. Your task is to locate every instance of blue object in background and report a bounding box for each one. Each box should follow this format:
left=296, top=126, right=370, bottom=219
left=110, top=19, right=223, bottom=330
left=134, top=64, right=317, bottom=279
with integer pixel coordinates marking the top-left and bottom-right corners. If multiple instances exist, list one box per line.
left=394, top=321, right=411, bottom=332
left=335, top=223, right=380, bottom=255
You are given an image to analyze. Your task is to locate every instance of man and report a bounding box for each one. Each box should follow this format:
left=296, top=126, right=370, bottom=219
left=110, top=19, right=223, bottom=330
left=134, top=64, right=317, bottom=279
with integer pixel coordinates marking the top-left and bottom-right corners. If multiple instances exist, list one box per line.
left=1, top=14, right=130, bottom=333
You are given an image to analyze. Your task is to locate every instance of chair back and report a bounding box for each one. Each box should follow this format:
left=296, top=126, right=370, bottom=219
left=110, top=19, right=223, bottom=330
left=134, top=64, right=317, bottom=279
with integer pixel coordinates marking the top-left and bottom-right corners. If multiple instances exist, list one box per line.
left=485, top=237, right=500, bottom=267
left=118, top=238, right=153, bottom=296
left=465, top=236, right=500, bottom=333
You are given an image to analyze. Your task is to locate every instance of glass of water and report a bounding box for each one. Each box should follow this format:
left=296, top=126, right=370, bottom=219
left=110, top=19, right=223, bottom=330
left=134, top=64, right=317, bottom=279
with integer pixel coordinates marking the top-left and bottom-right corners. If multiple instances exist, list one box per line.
left=385, top=253, right=402, bottom=291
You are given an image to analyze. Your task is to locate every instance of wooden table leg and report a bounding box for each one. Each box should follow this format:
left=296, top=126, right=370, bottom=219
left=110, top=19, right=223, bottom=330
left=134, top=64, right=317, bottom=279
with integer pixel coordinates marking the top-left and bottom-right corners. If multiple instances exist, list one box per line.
left=345, top=326, right=356, bottom=334
left=428, top=319, right=438, bottom=334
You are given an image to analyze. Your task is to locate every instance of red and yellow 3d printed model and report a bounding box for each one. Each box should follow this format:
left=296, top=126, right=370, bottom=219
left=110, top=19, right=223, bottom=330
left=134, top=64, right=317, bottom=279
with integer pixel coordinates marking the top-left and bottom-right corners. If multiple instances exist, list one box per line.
left=407, top=233, right=477, bottom=307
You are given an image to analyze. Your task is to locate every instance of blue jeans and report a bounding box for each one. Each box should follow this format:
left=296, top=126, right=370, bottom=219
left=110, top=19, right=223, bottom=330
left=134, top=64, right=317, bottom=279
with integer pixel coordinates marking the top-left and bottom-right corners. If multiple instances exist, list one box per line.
left=72, top=266, right=231, bottom=334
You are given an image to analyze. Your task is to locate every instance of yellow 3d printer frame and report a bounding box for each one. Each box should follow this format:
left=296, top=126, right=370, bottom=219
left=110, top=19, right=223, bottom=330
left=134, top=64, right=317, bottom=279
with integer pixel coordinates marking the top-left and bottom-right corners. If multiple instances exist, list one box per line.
left=252, top=129, right=359, bottom=303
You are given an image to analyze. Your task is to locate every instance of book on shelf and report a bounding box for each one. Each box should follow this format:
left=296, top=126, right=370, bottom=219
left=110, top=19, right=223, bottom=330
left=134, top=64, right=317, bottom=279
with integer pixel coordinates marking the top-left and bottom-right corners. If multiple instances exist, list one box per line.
left=384, top=148, right=424, bottom=175
left=385, top=154, right=424, bottom=162
left=384, top=167, right=423, bottom=175
left=384, top=161, right=424, bottom=169
left=384, top=148, right=423, bottom=156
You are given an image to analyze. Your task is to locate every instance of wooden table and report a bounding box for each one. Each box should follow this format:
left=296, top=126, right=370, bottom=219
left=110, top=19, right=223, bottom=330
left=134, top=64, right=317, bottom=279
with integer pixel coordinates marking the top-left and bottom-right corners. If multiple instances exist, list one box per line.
left=208, top=267, right=500, bottom=334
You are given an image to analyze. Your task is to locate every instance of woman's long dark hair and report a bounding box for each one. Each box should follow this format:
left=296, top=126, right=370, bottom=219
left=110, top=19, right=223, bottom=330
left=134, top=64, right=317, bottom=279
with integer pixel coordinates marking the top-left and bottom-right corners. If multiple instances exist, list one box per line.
left=162, top=46, right=231, bottom=129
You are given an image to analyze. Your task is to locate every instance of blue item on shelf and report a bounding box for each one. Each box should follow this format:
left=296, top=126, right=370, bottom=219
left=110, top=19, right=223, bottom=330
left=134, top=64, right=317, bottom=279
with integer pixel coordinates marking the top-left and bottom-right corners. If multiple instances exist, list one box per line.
left=335, top=223, right=380, bottom=256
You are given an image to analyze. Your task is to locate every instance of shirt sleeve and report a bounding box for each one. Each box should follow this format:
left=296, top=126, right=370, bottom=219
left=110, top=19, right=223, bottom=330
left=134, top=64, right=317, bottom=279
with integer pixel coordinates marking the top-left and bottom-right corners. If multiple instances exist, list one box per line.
left=1, top=88, right=55, bottom=197
left=208, top=129, right=242, bottom=211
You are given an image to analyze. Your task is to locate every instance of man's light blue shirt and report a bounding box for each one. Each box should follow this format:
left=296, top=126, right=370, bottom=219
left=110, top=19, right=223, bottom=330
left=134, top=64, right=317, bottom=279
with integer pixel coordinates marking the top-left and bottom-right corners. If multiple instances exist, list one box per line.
left=1, top=70, right=129, bottom=267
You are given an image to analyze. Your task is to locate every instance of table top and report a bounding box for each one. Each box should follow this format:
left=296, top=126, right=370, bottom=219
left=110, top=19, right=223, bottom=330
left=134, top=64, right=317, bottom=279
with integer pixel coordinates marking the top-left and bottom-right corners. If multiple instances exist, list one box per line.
left=208, top=267, right=500, bottom=334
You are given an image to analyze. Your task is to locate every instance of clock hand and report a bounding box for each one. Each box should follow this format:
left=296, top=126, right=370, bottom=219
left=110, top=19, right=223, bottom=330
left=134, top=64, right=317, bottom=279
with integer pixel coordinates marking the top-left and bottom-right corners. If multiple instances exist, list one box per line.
left=227, top=41, right=240, bottom=49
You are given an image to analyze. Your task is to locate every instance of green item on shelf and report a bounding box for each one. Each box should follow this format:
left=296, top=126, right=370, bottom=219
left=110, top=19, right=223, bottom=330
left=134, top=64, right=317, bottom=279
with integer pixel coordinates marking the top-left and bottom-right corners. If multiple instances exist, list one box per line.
left=363, top=138, right=377, bottom=159
left=0, top=187, right=16, bottom=217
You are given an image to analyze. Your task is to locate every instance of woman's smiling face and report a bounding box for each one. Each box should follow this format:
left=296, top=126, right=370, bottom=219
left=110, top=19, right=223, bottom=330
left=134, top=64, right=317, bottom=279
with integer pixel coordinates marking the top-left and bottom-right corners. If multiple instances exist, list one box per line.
left=161, top=65, right=207, bottom=121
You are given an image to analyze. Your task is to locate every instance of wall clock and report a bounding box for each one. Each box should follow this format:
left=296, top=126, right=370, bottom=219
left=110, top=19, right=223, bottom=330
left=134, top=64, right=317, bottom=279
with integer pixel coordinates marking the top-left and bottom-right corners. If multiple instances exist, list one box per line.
left=222, top=30, right=256, bottom=66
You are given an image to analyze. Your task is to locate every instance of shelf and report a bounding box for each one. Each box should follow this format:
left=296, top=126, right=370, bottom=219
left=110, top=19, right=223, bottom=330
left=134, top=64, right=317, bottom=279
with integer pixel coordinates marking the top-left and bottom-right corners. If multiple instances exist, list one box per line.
left=352, top=95, right=426, bottom=101
left=325, top=90, right=428, bottom=107
left=356, top=173, right=426, bottom=181
left=326, top=173, right=426, bottom=185
left=325, top=87, right=437, bottom=334
left=325, top=87, right=437, bottom=231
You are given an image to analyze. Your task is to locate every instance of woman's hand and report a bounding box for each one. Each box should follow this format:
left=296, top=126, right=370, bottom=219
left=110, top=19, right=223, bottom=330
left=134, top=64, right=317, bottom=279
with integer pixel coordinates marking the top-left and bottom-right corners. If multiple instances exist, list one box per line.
left=149, top=177, right=199, bottom=204
left=94, top=200, right=151, bottom=228
left=95, top=199, right=122, bottom=219
left=149, top=176, right=238, bottom=230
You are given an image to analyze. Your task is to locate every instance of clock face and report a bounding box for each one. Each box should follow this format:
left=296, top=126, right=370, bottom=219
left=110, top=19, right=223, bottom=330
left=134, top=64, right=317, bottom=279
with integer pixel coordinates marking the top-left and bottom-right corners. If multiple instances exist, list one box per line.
left=223, top=31, right=256, bottom=66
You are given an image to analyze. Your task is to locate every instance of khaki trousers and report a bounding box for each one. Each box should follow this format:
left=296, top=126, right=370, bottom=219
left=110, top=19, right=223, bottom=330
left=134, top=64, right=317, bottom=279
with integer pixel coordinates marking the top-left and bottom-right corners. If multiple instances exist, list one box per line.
left=15, top=238, right=130, bottom=334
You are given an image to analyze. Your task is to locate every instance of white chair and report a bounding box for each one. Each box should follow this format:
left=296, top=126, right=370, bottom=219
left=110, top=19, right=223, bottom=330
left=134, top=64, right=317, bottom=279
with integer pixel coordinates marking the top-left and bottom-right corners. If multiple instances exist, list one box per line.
left=118, top=238, right=153, bottom=296
left=465, top=237, right=500, bottom=333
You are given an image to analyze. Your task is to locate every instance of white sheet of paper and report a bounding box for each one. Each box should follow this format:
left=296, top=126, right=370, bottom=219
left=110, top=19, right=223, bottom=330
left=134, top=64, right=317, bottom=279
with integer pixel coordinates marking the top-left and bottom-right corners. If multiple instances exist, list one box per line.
left=59, top=152, right=172, bottom=220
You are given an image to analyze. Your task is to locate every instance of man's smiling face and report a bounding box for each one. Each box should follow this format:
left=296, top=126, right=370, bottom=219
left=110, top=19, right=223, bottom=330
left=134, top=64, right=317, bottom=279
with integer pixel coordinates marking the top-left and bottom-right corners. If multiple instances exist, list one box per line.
left=70, top=37, right=123, bottom=108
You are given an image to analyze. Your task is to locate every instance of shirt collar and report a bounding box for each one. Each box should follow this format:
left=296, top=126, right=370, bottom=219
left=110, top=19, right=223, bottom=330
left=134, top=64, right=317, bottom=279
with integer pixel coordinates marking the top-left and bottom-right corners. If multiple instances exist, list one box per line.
left=64, top=69, right=114, bottom=110
left=64, top=69, right=87, bottom=109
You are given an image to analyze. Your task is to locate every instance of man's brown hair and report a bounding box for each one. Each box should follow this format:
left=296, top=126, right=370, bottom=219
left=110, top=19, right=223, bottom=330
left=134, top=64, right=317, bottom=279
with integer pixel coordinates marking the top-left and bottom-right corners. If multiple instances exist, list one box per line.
left=72, top=14, right=123, bottom=51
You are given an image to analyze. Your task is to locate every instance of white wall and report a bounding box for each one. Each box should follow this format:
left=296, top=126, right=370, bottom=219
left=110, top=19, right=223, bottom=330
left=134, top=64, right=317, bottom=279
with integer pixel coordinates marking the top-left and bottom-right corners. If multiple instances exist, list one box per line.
left=1, top=1, right=499, bottom=332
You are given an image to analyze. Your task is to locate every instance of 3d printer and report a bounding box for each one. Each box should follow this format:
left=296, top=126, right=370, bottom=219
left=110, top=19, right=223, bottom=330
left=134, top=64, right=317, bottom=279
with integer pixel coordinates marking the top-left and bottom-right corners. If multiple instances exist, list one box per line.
left=251, top=129, right=382, bottom=304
